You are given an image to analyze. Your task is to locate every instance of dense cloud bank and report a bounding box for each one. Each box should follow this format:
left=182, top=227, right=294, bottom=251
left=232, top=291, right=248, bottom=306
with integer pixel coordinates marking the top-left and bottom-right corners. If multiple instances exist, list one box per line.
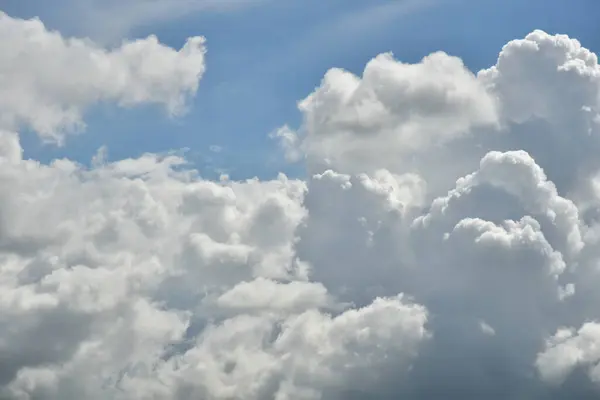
left=1, top=11, right=600, bottom=399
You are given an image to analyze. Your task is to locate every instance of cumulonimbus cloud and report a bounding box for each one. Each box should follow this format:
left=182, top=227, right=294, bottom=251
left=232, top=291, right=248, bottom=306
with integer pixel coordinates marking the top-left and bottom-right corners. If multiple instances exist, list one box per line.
left=2, top=11, right=600, bottom=399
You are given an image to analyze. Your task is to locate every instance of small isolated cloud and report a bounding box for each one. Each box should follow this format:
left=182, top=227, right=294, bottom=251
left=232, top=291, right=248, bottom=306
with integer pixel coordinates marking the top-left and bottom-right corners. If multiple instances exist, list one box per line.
left=2, top=11, right=600, bottom=400
left=270, top=125, right=302, bottom=163
left=479, top=320, right=496, bottom=336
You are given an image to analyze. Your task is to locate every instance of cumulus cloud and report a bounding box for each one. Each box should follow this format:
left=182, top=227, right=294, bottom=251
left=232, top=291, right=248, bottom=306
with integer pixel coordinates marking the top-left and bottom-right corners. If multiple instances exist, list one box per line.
left=293, top=50, right=499, bottom=178
left=280, top=28, right=600, bottom=398
left=536, top=323, right=600, bottom=385
left=0, top=12, right=206, bottom=143
left=3, top=11, right=600, bottom=399
left=0, top=129, right=431, bottom=399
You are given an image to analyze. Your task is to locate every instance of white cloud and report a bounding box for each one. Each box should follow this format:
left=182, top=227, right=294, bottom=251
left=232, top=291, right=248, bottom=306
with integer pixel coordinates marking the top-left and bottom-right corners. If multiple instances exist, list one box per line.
left=0, top=12, right=206, bottom=144
left=479, top=320, right=496, bottom=336
left=537, top=323, right=600, bottom=385
left=147, top=295, right=427, bottom=400
left=479, top=30, right=599, bottom=126
left=0, top=130, right=428, bottom=399
left=3, top=14, right=600, bottom=399
left=270, top=125, right=302, bottom=163
left=294, top=49, right=499, bottom=178
left=285, top=28, right=600, bottom=397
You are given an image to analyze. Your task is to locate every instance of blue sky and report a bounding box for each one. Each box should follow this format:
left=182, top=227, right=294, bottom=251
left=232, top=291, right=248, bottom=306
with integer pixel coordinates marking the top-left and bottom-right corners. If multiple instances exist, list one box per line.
left=3, top=0, right=599, bottom=180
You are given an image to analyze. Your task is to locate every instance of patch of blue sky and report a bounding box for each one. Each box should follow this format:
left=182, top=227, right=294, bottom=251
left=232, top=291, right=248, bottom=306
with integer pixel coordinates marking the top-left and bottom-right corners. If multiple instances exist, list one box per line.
left=5, top=0, right=599, bottom=180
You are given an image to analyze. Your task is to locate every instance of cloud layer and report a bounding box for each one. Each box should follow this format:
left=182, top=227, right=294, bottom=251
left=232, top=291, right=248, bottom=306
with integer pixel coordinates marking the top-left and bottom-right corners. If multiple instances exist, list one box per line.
left=2, top=11, right=600, bottom=399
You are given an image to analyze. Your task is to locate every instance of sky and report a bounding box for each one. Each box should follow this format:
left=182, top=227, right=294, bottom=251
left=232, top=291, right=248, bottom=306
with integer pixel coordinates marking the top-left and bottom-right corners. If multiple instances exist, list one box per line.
left=3, top=0, right=599, bottom=179
left=3, top=1, right=600, bottom=399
